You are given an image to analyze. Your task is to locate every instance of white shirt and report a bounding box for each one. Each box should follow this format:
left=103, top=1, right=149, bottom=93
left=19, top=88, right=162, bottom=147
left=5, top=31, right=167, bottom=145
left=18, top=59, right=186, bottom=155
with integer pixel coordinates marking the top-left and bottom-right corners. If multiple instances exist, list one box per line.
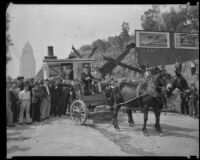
left=19, top=90, right=30, bottom=100
left=45, top=85, right=50, bottom=95
left=191, top=62, right=195, bottom=68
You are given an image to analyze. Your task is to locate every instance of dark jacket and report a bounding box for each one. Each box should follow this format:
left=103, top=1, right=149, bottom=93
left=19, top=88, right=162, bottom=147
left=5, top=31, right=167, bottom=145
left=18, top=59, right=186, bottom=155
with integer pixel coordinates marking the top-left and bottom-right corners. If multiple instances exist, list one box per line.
left=40, top=85, right=52, bottom=98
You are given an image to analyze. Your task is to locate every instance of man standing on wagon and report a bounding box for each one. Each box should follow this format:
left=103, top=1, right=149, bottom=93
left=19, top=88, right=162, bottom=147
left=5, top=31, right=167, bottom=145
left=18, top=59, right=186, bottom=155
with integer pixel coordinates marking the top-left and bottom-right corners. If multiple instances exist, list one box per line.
left=81, top=65, right=93, bottom=95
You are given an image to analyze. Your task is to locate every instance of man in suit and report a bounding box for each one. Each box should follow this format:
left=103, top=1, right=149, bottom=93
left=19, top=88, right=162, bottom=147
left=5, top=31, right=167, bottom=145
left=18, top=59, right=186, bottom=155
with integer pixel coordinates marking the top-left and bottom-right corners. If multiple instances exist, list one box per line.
left=17, top=76, right=24, bottom=91
left=31, top=81, right=43, bottom=122
left=51, top=77, right=62, bottom=117
left=81, top=65, right=93, bottom=95
left=40, top=79, right=51, bottom=121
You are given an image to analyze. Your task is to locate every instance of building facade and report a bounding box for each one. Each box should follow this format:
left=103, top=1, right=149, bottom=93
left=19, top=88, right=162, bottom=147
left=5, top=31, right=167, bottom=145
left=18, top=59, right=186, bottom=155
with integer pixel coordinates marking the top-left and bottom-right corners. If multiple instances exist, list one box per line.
left=19, top=42, right=35, bottom=79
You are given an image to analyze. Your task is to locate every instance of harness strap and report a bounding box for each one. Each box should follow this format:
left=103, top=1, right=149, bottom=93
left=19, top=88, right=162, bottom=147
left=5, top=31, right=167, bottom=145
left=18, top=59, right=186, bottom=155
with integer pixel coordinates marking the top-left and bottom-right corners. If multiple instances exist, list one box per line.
left=115, top=92, right=148, bottom=106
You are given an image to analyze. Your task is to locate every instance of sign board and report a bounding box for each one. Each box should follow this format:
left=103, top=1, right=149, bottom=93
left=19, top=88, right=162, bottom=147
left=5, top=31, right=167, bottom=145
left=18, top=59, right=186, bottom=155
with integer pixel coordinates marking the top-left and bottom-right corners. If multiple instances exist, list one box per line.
left=136, top=31, right=170, bottom=48
left=174, top=33, right=199, bottom=49
left=135, top=30, right=199, bottom=66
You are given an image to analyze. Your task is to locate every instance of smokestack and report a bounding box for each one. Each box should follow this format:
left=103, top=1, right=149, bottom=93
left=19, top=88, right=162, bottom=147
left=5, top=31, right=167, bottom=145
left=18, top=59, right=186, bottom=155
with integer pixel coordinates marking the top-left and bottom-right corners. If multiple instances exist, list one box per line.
left=44, top=46, right=57, bottom=59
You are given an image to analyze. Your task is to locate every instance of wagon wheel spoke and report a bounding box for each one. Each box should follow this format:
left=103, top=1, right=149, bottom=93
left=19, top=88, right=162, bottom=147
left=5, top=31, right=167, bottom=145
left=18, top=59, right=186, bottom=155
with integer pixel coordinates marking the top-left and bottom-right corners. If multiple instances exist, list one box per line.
left=70, top=100, right=88, bottom=125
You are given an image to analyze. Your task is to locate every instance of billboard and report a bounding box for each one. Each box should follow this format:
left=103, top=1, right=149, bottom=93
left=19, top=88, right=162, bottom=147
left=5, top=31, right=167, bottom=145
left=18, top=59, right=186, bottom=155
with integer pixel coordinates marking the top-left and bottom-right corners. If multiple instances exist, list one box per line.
left=135, top=30, right=199, bottom=66
left=136, top=31, right=170, bottom=48
left=174, top=33, right=199, bottom=49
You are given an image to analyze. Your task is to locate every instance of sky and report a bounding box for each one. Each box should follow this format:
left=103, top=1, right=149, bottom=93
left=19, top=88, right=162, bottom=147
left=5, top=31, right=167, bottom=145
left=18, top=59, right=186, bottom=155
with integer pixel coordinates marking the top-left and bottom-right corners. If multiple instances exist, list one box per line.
left=6, top=4, right=178, bottom=78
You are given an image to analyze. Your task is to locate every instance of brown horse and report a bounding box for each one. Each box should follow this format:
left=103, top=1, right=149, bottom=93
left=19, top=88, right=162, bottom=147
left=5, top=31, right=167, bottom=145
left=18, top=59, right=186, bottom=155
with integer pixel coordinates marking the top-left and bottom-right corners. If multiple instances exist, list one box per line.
left=110, top=72, right=170, bottom=135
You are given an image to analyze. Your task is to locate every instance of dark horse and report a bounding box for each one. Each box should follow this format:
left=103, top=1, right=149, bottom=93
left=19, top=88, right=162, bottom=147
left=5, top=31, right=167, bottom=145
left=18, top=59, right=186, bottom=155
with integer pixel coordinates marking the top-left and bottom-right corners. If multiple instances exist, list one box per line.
left=110, top=72, right=170, bottom=135
left=165, top=71, right=191, bottom=115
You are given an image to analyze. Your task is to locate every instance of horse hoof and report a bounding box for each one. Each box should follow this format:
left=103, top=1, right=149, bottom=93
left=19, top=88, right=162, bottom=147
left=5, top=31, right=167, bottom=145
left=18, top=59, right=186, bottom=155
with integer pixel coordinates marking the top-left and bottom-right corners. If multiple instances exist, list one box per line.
left=115, top=128, right=121, bottom=132
left=158, top=131, right=164, bottom=136
left=143, top=130, right=149, bottom=136
left=143, top=132, right=149, bottom=136
left=129, top=123, right=135, bottom=127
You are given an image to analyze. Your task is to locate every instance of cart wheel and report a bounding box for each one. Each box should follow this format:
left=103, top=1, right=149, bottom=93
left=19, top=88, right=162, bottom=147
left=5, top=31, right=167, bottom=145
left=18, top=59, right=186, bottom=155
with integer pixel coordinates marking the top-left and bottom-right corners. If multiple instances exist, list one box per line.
left=103, top=112, right=113, bottom=121
left=70, top=99, right=88, bottom=125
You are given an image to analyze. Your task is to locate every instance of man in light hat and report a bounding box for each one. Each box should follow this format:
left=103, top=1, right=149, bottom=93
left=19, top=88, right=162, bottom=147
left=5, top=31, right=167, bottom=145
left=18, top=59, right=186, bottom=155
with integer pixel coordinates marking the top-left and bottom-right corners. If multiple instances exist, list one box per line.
left=19, top=83, right=32, bottom=124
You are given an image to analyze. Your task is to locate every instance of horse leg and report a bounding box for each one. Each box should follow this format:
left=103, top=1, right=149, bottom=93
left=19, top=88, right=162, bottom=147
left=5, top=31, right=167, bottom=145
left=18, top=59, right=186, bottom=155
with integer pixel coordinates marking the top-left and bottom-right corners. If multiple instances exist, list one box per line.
left=126, top=109, right=135, bottom=127
left=142, top=105, right=149, bottom=135
left=154, top=106, right=163, bottom=133
left=112, top=105, right=121, bottom=131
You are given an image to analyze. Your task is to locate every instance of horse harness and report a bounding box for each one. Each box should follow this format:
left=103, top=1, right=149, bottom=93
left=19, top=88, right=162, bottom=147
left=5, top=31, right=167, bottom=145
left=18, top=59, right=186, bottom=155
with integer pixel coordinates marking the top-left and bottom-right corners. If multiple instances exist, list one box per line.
left=113, top=80, right=166, bottom=108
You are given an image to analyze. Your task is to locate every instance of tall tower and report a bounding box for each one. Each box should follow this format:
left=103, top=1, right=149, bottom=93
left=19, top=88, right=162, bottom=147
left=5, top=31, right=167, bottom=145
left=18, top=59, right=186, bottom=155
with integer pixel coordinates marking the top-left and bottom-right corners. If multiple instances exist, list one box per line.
left=19, top=42, right=35, bottom=79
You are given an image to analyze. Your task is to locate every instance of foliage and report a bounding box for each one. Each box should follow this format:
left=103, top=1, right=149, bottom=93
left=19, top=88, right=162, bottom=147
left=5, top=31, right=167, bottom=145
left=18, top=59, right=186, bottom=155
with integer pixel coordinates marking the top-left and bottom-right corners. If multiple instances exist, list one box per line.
left=6, top=12, right=13, bottom=63
left=141, top=4, right=199, bottom=32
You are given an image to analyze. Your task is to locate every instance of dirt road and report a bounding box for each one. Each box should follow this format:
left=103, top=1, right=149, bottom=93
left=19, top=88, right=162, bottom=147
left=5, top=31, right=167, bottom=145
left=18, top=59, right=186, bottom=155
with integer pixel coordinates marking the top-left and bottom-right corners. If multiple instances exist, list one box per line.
left=7, top=111, right=199, bottom=158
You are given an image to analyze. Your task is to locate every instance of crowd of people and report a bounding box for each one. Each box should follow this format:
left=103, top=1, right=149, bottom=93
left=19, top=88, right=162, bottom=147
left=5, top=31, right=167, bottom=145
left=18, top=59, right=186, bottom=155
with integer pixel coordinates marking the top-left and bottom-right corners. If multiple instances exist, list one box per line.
left=6, top=60, right=199, bottom=127
left=6, top=68, right=120, bottom=127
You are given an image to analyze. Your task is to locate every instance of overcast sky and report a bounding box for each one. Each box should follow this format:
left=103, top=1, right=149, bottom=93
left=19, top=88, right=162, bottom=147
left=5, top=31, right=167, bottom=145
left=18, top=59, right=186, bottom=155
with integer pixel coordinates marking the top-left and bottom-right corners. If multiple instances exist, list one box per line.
left=7, top=4, right=178, bottom=78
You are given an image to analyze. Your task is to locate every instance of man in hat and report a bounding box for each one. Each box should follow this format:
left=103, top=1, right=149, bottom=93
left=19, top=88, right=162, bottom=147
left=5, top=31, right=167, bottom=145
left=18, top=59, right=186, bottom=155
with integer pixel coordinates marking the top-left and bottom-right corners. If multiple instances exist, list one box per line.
left=31, top=81, right=42, bottom=122
left=190, top=60, right=197, bottom=76
left=8, top=82, right=19, bottom=123
left=91, top=65, right=102, bottom=93
left=51, top=77, right=62, bottom=116
left=17, top=76, right=24, bottom=91
left=40, top=79, right=51, bottom=120
left=81, top=65, right=93, bottom=95
left=175, top=58, right=182, bottom=75
left=6, top=81, right=15, bottom=127
left=19, top=83, right=32, bottom=124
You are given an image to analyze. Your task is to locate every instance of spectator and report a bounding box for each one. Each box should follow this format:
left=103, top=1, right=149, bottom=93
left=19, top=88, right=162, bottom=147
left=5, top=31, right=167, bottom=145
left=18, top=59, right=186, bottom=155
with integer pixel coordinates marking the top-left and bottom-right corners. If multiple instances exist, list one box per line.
left=9, top=83, right=19, bottom=123
left=175, top=58, right=182, bottom=75
left=40, top=79, right=51, bottom=121
left=6, top=82, right=15, bottom=127
left=31, top=81, right=42, bottom=122
left=51, top=77, right=62, bottom=116
left=19, top=83, right=32, bottom=125
left=161, top=64, right=167, bottom=73
left=189, top=81, right=198, bottom=118
left=29, top=78, right=35, bottom=121
left=17, top=76, right=24, bottom=91
left=190, top=60, right=197, bottom=76
left=73, top=79, right=82, bottom=99
left=65, top=80, right=75, bottom=114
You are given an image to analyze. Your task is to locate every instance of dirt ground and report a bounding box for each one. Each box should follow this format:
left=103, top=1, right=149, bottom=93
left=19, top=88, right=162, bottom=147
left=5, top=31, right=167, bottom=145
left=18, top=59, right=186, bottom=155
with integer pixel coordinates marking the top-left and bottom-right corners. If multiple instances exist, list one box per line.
left=7, top=111, right=199, bottom=158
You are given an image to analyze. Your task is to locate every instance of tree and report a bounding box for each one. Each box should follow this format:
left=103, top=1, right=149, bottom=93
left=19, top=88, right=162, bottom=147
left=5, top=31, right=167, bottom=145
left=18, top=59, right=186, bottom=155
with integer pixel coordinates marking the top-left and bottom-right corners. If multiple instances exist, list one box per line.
left=92, top=39, right=107, bottom=54
left=6, top=12, right=13, bottom=63
left=141, top=4, right=199, bottom=33
left=141, top=9, right=159, bottom=31
left=120, top=22, right=130, bottom=45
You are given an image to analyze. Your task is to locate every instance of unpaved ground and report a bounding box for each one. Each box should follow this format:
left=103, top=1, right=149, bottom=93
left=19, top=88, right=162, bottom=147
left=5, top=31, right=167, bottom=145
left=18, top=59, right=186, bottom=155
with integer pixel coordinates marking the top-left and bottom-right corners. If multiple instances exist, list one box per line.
left=7, top=111, right=199, bottom=158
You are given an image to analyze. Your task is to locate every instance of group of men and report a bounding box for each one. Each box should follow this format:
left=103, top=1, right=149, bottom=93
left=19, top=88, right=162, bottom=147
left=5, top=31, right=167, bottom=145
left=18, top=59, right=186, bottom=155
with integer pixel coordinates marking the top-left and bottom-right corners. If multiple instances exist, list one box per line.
left=6, top=76, right=76, bottom=127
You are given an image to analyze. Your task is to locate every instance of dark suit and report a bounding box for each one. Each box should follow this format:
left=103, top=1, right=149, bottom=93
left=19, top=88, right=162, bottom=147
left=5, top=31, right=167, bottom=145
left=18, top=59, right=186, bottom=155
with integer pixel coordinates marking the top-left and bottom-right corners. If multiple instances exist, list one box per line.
left=51, top=84, right=62, bottom=116
left=40, top=85, right=51, bottom=119
left=9, top=90, right=19, bottom=122
left=82, top=72, right=92, bottom=95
